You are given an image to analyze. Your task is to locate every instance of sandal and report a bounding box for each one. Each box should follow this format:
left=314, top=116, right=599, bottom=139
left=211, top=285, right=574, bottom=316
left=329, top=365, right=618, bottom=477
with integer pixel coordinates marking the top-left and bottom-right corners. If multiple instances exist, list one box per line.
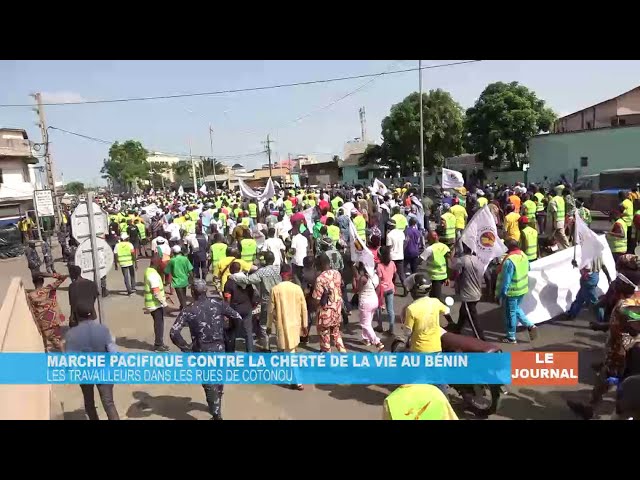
left=362, top=339, right=371, bottom=346
left=501, top=337, right=517, bottom=344
left=376, top=342, right=385, bottom=352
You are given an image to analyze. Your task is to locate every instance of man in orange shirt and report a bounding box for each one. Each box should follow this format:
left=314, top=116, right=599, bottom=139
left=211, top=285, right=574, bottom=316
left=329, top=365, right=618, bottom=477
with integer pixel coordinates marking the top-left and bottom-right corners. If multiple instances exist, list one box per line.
left=508, top=190, right=521, bottom=213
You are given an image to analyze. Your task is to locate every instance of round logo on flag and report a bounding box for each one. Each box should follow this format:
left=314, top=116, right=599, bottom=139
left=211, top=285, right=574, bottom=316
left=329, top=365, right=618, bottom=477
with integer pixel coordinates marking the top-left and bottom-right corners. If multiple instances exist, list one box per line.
left=480, top=231, right=495, bottom=247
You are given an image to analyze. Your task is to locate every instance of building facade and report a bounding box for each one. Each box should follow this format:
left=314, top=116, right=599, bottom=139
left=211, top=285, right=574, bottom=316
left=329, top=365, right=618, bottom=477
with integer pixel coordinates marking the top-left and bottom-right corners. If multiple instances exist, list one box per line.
left=147, top=152, right=181, bottom=183
left=553, top=86, right=640, bottom=133
left=0, top=129, right=39, bottom=223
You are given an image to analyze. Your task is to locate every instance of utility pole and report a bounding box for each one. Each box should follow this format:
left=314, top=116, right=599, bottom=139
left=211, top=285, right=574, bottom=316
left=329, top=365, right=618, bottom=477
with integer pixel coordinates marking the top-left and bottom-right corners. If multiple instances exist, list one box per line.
left=263, top=134, right=274, bottom=178
left=418, top=60, right=425, bottom=197
left=32, top=93, right=61, bottom=227
left=189, top=139, right=197, bottom=193
left=209, top=124, right=218, bottom=193
left=359, top=107, right=367, bottom=143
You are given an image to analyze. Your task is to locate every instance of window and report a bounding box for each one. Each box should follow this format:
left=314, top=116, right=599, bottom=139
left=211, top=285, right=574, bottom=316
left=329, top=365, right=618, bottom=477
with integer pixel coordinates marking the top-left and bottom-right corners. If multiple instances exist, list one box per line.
left=586, top=121, right=592, bottom=129
left=357, top=170, right=369, bottom=180
left=620, top=118, right=627, bottom=126
left=580, top=156, right=588, bottom=167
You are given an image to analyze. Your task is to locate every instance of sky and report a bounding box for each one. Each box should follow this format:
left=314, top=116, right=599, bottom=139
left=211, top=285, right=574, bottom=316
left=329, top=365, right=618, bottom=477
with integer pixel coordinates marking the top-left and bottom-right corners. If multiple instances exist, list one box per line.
left=1, top=60, right=639, bottom=184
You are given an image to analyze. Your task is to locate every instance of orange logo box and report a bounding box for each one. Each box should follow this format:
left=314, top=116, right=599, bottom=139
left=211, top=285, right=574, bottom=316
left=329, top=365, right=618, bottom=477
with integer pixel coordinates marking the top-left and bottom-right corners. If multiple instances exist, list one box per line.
left=511, top=352, right=579, bottom=386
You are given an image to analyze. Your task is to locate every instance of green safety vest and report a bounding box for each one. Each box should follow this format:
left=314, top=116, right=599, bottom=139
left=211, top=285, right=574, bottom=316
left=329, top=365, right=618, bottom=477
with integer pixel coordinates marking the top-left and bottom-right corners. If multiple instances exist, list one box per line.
left=215, top=200, right=223, bottom=209
left=392, top=213, right=407, bottom=232
left=240, top=238, right=257, bottom=262
left=210, top=243, right=228, bottom=270
left=136, top=223, right=146, bottom=240
left=219, top=212, right=227, bottom=226
left=307, top=199, right=316, bottom=208
left=523, top=200, right=537, bottom=219
left=622, top=199, right=634, bottom=227
left=331, top=197, right=343, bottom=213
left=550, top=195, right=565, bottom=222
left=353, top=215, right=366, bottom=240
left=425, top=242, right=450, bottom=281
left=144, top=267, right=165, bottom=309
left=521, top=226, right=538, bottom=261
left=234, top=208, right=242, bottom=218
left=327, top=225, right=340, bottom=245
left=189, top=211, right=199, bottom=222
left=440, top=212, right=456, bottom=243
left=183, top=220, right=195, bottom=234
left=534, top=192, right=544, bottom=212
left=609, top=219, right=628, bottom=253
left=119, top=222, right=128, bottom=234
left=384, top=385, right=450, bottom=420
left=284, top=200, right=293, bottom=215
left=241, top=217, right=250, bottom=227
left=116, top=241, right=134, bottom=267
left=249, top=203, right=257, bottom=218
left=497, top=252, right=529, bottom=297
left=313, top=221, right=323, bottom=239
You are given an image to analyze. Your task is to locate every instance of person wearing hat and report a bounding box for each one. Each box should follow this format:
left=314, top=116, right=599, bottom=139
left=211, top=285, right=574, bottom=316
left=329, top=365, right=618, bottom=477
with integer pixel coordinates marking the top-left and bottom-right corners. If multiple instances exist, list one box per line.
left=165, top=244, right=194, bottom=310
left=114, top=232, right=137, bottom=296
left=607, top=208, right=628, bottom=264
left=170, top=278, right=243, bottom=420
left=548, top=184, right=570, bottom=249
left=476, top=189, right=488, bottom=209
left=519, top=216, right=538, bottom=262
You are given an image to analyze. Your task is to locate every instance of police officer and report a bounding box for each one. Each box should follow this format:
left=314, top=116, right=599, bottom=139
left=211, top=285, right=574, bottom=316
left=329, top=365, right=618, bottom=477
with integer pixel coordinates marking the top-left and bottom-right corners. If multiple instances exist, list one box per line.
left=41, top=235, right=56, bottom=274
left=169, top=279, right=243, bottom=420
left=25, top=240, right=42, bottom=278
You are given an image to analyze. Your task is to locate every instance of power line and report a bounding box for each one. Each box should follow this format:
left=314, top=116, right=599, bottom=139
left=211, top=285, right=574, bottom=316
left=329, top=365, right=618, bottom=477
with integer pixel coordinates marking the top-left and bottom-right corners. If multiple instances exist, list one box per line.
left=2, top=60, right=481, bottom=108
left=47, top=126, right=265, bottom=160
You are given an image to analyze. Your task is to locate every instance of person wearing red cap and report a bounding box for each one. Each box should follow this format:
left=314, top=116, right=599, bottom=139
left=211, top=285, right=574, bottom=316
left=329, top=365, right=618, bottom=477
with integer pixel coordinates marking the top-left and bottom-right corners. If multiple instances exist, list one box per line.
left=519, top=216, right=538, bottom=262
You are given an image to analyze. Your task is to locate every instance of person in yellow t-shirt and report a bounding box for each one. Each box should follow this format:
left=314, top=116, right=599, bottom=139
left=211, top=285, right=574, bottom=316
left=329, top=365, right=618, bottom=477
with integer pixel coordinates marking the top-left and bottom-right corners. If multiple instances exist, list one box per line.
left=383, top=384, right=458, bottom=420
left=503, top=203, right=521, bottom=243
left=401, top=273, right=453, bottom=354
left=449, top=200, right=468, bottom=233
left=214, top=248, right=254, bottom=291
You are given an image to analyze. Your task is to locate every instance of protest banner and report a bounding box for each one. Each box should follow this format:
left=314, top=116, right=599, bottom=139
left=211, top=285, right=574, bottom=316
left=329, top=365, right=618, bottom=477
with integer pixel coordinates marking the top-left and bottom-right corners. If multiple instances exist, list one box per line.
left=442, top=168, right=464, bottom=189
left=238, top=177, right=275, bottom=202
left=460, top=205, right=506, bottom=269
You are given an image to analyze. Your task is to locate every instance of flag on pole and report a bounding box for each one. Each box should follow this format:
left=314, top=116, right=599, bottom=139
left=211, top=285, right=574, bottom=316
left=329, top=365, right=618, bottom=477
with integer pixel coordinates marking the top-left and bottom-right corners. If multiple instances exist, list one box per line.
left=178, top=185, right=184, bottom=197
left=371, top=178, right=388, bottom=196
left=302, top=207, right=315, bottom=233
left=574, top=211, right=604, bottom=268
left=460, top=205, right=507, bottom=269
left=348, top=219, right=375, bottom=276
left=199, top=183, right=207, bottom=195
left=442, top=168, right=464, bottom=189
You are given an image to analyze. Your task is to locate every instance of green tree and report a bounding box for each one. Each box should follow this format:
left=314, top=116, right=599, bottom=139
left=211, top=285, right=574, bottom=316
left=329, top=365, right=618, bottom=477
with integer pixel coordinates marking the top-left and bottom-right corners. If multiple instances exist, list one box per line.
left=201, top=157, right=226, bottom=176
left=465, top=81, right=556, bottom=170
left=100, top=140, right=149, bottom=192
left=377, top=90, right=464, bottom=176
left=65, top=181, right=85, bottom=195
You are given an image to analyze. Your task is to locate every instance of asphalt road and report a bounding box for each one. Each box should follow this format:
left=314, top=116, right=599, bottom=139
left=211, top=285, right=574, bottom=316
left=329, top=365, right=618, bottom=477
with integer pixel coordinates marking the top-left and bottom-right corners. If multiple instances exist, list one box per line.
left=0, top=244, right=615, bottom=420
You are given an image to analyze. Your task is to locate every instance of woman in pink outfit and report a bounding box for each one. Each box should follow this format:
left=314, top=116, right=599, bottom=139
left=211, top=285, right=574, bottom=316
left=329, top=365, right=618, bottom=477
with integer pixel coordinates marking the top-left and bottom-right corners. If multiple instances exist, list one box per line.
left=374, top=246, right=397, bottom=334
left=356, top=262, right=384, bottom=351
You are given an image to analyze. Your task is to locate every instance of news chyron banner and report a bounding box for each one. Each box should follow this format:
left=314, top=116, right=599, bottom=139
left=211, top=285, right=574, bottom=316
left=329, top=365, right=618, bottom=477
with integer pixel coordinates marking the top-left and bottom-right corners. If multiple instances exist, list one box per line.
left=0, top=352, right=578, bottom=387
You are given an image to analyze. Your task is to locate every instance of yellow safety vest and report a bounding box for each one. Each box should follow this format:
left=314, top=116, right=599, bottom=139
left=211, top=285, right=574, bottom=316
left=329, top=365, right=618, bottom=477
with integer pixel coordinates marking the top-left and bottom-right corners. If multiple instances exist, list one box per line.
left=219, top=212, right=227, bottom=226
left=144, top=267, right=165, bottom=309
left=327, top=225, right=340, bottom=245
left=392, top=213, right=408, bottom=232
left=249, top=203, right=257, bottom=218
left=210, top=243, right=228, bottom=270
left=622, top=199, right=634, bottom=227
left=136, top=223, right=146, bottom=240
left=384, top=385, right=457, bottom=420
left=521, top=226, right=538, bottom=261
left=353, top=215, right=366, bottom=240
left=609, top=219, right=628, bottom=253
left=498, top=252, right=529, bottom=297
left=550, top=196, right=565, bottom=222
left=440, top=212, right=456, bottom=243
left=425, top=242, right=450, bottom=281
left=477, top=197, right=488, bottom=208
left=116, top=242, right=134, bottom=267
left=534, top=192, right=544, bottom=212
left=284, top=200, right=293, bottom=215
left=523, top=200, right=537, bottom=219
left=240, top=238, right=257, bottom=262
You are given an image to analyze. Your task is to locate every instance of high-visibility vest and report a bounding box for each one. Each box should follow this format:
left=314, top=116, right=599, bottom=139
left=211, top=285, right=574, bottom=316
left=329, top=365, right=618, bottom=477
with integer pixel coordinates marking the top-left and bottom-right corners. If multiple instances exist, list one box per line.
left=521, top=226, right=538, bottom=261
left=234, top=208, right=242, bottom=218
left=307, top=199, right=316, bottom=208
left=384, top=385, right=455, bottom=420
left=523, top=200, right=537, bottom=219
left=249, top=203, right=257, bottom=218
left=136, top=223, right=146, bottom=240
left=116, top=242, right=134, bottom=267
left=240, top=238, right=257, bottom=262
left=622, top=199, right=634, bottom=227
left=353, top=215, right=366, bottom=240
left=477, top=197, right=488, bottom=208
left=284, top=200, right=293, bottom=215
left=241, top=217, right=250, bottom=227
left=210, top=243, right=227, bottom=270
left=392, top=213, right=408, bottom=232
left=550, top=196, right=565, bottom=222
left=608, top=219, right=628, bottom=253
left=327, top=225, right=340, bottom=245
left=450, top=205, right=467, bottom=229
left=189, top=211, right=199, bottom=222
left=215, top=199, right=223, bottom=209
left=425, top=242, right=450, bottom=281
left=144, top=267, right=165, bottom=309
left=440, top=212, right=456, bottom=243
left=534, top=192, right=544, bottom=212
left=183, top=220, right=195, bottom=234
left=497, top=252, right=529, bottom=297
left=219, top=212, right=227, bottom=226
left=331, top=197, right=343, bottom=213
left=119, top=222, right=128, bottom=234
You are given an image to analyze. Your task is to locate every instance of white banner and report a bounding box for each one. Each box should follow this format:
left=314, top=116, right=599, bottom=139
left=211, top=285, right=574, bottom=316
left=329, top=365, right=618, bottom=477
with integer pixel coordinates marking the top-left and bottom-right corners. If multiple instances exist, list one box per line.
left=574, top=211, right=604, bottom=269
left=371, top=178, right=388, bottom=196
left=348, top=218, right=375, bottom=277
left=461, top=205, right=506, bottom=269
left=521, top=235, right=616, bottom=324
left=238, top=177, right=275, bottom=202
left=199, top=183, right=207, bottom=195
left=442, top=167, right=464, bottom=189
left=302, top=207, right=315, bottom=233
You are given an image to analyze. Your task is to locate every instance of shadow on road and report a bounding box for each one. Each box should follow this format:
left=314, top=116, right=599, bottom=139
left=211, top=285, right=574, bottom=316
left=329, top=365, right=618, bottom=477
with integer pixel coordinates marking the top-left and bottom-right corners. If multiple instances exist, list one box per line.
left=315, top=383, right=388, bottom=406
left=116, top=336, right=155, bottom=351
left=125, top=391, right=209, bottom=420
left=64, top=408, right=89, bottom=420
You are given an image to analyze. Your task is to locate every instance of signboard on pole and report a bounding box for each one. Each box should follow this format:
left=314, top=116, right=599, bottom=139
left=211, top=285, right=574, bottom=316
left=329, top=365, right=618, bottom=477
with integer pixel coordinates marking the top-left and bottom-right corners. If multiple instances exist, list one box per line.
left=74, top=237, right=114, bottom=281
left=71, top=202, right=108, bottom=242
left=34, top=190, right=55, bottom=217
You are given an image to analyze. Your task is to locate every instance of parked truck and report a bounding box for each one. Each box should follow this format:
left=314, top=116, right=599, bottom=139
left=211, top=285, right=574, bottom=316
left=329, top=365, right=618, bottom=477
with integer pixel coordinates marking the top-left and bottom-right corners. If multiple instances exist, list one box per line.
left=591, top=168, right=640, bottom=214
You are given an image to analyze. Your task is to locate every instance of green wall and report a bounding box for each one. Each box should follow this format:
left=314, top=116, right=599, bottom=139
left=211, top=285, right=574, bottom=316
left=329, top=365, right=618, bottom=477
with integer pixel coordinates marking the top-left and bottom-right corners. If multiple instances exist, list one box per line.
left=528, top=126, right=640, bottom=184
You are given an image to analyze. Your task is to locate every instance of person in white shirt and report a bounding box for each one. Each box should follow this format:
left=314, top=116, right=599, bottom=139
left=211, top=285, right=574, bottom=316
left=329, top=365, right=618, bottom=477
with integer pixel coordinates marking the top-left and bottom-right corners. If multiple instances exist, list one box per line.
left=385, top=219, right=407, bottom=295
left=261, top=227, right=286, bottom=267
left=290, top=227, right=309, bottom=282
left=164, top=219, right=181, bottom=245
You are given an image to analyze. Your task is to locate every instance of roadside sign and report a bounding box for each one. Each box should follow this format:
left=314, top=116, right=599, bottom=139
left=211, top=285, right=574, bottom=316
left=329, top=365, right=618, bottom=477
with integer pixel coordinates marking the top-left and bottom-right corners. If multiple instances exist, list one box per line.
left=71, top=202, right=108, bottom=242
left=34, top=190, right=55, bottom=217
left=75, top=237, right=114, bottom=281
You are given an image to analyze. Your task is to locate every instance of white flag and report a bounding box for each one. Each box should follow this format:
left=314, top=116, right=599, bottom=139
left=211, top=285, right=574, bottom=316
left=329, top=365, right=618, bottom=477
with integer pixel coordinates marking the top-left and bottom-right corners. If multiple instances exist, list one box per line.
left=460, top=205, right=507, bottom=268
left=238, top=177, right=275, bottom=202
left=178, top=185, right=184, bottom=197
left=199, top=183, right=207, bottom=195
left=574, top=211, right=604, bottom=268
left=442, top=168, right=464, bottom=189
left=302, top=207, right=315, bottom=233
left=371, top=178, right=388, bottom=196
left=348, top=219, right=375, bottom=277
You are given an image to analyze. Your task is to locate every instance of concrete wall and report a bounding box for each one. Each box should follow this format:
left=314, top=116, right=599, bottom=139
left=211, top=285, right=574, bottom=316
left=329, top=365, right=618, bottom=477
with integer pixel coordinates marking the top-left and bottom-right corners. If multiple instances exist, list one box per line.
left=528, top=125, right=640, bottom=184
left=0, top=158, right=35, bottom=201
left=342, top=165, right=376, bottom=185
left=0, top=278, right=62, bottom=420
